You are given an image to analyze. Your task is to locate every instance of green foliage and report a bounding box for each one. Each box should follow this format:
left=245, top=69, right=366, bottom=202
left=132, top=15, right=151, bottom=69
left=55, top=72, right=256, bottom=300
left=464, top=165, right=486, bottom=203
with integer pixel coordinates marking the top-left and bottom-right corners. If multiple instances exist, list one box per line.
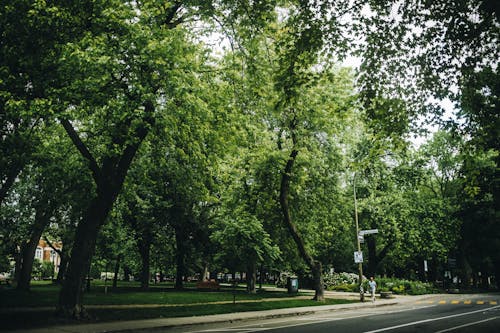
left=374, top=277, right=438, bottom=295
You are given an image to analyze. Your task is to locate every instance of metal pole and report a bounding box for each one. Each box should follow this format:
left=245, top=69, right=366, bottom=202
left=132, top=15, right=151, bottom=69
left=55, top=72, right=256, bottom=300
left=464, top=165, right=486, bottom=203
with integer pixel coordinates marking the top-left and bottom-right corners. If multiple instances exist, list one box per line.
left=354, top=175, right=364, bottom=302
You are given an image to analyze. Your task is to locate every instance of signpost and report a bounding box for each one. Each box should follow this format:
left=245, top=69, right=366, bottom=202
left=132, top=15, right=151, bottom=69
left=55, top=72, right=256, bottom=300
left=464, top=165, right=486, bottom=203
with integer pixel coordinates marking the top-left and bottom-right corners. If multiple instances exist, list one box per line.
left=354, top=251, right=363, bottom=263
left=359, top=229, right=379, bottom=236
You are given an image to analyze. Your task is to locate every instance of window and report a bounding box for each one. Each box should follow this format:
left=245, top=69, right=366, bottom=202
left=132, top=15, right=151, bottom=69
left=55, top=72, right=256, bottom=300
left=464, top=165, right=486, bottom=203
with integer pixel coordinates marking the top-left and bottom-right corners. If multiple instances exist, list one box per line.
left=35, top=247, right=43, bottom=260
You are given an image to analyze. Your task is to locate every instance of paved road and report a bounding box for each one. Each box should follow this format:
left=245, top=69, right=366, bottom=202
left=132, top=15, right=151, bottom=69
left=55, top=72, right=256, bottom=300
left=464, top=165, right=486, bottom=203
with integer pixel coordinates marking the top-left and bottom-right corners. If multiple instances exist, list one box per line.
left=150, top=294, right=500, bottom=333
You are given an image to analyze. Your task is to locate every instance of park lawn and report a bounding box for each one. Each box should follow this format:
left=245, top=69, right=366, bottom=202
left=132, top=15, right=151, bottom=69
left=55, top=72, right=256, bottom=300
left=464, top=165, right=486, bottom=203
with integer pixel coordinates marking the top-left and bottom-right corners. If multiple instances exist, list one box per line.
left=0, top=298, right=353, bottom=331
left=0, top=281, right=355, bottom=330
left=0, top=281, right=306, bottom=308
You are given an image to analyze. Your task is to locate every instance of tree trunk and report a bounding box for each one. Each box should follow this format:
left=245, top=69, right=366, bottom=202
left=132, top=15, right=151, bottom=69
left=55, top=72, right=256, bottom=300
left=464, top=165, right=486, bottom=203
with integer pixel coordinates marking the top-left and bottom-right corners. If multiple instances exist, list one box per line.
left=279, top=147, right=324, bottom=301
left=202, top=263, right=209, bottom=281
left=175, top=230, right=185, bottom=290
left=55, top=253, right=69, bottom=284
left=246, top=262, right=257, bottom=294
left=13, top=250, right=22, bottom=283
left=366, top=237, right=377, bottom=277
left=113, top=254, right=121, bottom=289
left=123, top=266, right=131, bottom=282
left=58, top=194, right=113, bottom=319
left=57, top=110, right=152, bottom=319
left=17, top=202, right=52, bottom=291
left=138, top=237, right=151, bottom=290
left=312, top=261, right=324, bottom=301
left=0, top=163, right=22, bottom=206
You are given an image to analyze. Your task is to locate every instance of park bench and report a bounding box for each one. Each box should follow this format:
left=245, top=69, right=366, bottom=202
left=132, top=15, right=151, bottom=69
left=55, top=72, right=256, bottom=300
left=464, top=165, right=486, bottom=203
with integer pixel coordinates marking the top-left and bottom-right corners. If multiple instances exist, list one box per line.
left=196, top=279, right=220, bottom=291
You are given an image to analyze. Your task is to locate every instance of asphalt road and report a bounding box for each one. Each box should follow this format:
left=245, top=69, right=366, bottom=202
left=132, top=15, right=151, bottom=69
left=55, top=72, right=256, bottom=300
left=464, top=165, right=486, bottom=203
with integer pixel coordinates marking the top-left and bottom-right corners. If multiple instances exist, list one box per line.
left=155, top=294, right=500, bottom=333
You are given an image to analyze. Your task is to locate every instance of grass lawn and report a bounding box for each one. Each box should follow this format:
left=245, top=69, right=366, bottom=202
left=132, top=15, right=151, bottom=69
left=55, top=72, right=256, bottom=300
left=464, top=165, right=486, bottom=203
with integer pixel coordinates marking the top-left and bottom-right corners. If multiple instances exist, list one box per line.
left=0, top=281, right=355, bottom=331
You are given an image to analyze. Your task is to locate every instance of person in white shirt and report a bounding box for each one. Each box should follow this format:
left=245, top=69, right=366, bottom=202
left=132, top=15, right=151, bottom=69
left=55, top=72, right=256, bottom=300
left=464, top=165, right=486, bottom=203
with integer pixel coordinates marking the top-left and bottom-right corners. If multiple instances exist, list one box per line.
left=368, top=276, right=377, bottom=302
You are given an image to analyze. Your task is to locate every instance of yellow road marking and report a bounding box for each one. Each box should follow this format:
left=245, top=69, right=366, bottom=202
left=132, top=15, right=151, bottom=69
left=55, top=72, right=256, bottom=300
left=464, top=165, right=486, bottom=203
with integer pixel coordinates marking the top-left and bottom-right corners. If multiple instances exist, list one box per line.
left=477, top=301, right=484, bottom=305
left=451, top=300, right=459, bottom=304
left=464, top=300, right=471, bottom=305
left=490, top=301, right=497, bottom=305
left=439, top=300, right=446, bottom=304
left=416, top=301, right=434, bottom=304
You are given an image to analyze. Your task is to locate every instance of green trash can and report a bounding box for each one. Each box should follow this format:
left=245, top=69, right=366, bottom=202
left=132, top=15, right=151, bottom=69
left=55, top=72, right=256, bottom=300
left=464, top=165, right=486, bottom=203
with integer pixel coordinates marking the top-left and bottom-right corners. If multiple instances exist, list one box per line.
left=287, top=276, right=299, bottom=294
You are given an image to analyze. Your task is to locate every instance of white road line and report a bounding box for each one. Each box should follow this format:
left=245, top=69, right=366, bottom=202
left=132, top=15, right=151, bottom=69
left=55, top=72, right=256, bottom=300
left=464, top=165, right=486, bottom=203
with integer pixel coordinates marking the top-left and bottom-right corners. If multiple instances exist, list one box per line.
left=434, top=316, right=500, bottom=333
left=188, top=305, right=438, bottom=333
left=361, top=304, right=500, bottom=333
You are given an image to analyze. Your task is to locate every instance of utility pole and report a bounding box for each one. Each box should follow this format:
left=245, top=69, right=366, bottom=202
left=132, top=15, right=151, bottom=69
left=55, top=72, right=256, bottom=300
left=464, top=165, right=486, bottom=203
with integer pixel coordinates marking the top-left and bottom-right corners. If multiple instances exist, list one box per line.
left=354, top=175, right=364, bottom=302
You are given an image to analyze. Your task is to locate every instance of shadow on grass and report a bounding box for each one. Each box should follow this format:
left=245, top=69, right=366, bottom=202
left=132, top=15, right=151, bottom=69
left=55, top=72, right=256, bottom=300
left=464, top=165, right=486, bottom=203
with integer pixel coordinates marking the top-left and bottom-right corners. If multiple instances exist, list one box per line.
left=0, top=298, right=354, bottom=331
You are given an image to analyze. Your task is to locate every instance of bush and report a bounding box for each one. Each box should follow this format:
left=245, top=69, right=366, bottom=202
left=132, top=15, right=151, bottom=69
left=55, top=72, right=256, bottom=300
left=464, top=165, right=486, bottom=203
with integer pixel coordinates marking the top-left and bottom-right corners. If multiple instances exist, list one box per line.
left=324, top=272, right=364, bottom=291
left=329, top=283, right=358, bottom=292
left=40, top=262, right=55, bottom=280
left=376, top=277, right=437, bottom=295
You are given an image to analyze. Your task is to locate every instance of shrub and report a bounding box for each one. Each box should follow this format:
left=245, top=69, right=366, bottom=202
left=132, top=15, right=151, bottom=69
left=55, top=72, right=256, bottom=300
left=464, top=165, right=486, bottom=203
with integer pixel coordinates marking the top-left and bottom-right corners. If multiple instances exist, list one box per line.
left=328, top=283, right=358, bottom=292
left=376, top=277, right=437, bottom=295
left=324, top=272, right=364, bottom=291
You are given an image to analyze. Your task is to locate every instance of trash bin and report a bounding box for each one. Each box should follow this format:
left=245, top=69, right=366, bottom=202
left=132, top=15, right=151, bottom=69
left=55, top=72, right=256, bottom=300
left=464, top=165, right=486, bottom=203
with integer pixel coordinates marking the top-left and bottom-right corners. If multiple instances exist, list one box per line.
left=287, top=276, right=299, bottom=294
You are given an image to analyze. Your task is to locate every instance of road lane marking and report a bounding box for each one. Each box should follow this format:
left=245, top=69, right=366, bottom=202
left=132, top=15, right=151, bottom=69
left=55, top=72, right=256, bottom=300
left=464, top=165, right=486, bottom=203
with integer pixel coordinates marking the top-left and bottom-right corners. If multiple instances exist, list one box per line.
left=187, top=304, right=436, bottom=333
left=361, top=304, right=500, bottom=333
left=477, top=301, right=484, bottom=304
left=490, top=301, right=497, bottom=305
left=438, top=300, right=446, bottom=304
left=434, top=316, right=500, bottom=333
left=464, top=300, right=471, bottom=305
left=451, top=300, right=459, bottom=304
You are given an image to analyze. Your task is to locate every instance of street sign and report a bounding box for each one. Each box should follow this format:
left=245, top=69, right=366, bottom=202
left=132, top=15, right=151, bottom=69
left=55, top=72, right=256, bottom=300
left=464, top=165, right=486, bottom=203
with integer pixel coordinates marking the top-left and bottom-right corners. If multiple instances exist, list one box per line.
left=358, top=235, right=364, bottom=243
left=359, top=229, right=379, bottom=236
left=354, top=251, right=363, bottom=263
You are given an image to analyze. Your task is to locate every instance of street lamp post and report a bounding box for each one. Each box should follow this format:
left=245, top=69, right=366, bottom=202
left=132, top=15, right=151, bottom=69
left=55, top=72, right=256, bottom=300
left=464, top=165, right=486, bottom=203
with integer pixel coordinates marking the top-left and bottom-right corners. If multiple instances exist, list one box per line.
left=353, top=176, right=364, bottom=302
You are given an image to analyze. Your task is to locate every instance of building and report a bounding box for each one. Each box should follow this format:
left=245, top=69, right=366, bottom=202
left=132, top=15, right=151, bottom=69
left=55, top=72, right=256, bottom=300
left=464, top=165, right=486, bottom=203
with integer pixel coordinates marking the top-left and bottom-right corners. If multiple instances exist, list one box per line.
left=35, top=239, right=62, bottom=274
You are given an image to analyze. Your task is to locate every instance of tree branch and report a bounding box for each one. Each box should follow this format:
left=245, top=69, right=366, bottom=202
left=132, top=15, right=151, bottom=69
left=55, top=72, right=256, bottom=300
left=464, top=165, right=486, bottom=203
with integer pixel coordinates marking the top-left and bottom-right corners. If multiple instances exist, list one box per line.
left=60, top=119, right=101, bottom=183
left=115, top=101, right=155, bottom=184
left=44, top=237, right=64, bottom=258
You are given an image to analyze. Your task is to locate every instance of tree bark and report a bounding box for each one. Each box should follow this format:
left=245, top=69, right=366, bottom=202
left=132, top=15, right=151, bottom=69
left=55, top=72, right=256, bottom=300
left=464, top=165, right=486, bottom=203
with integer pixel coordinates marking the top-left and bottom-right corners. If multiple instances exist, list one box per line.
left=175, top=229, right=185, bottom=290
left=246, top=261, right=256, bottom=294
left=202, top=262, right=209, bottom=281
left=55, top=252, right=69, bottom=284
left=58, top=194, right=114, bottom=319
left=0, top=164, right=22, bottom=207
left=279, top=147, right=324, bottom=301
left=57, top=105, right=152, bottom=319
left=46, top=237, right=69, bottom=284
left=17, top=201, right=53, bottom=291
left=113, top=254, right=121, bottom=289
left=138, top=237, right=151, bottom=290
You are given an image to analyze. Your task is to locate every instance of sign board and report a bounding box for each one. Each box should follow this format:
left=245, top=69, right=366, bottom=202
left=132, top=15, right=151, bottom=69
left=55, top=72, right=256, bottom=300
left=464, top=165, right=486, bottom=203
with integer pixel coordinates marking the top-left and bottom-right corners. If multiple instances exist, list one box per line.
left=354, top=251, right=363, bottom=263
left=358, top=235, right=364, bottom=243
left=359, top=229, right=379, bottom=236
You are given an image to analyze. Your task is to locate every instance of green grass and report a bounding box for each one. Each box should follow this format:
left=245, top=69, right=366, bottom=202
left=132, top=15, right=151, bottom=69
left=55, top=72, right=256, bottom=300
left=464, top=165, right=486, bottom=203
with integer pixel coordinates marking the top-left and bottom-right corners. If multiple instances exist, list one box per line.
left=0, top=299, right=353, bottom=331
left=0, top=282, right=355, bottom=331
left=0, top=282, right=304, bottom=308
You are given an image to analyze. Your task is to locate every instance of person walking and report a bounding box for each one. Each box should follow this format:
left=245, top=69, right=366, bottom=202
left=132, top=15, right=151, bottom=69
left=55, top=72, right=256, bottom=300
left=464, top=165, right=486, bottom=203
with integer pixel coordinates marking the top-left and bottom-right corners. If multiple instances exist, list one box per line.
left=368, top=276, right=377, bottom=302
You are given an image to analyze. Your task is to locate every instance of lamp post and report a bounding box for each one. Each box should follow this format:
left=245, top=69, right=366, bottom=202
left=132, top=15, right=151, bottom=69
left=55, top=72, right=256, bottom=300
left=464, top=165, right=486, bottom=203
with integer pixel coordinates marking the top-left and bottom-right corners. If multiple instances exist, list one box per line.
left=353, top=175, right=364, bottom=302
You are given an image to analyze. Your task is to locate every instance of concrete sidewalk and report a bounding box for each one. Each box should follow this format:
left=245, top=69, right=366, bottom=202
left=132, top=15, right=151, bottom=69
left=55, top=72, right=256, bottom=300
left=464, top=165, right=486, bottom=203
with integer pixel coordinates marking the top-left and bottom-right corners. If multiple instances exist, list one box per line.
left=13, top=293, right=431, bottom=333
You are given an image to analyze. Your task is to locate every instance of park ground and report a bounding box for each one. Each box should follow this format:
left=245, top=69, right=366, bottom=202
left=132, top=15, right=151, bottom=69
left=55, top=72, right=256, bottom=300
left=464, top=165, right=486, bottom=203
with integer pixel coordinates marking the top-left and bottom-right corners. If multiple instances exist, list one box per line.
left=0, top=280, right=356, bottom=331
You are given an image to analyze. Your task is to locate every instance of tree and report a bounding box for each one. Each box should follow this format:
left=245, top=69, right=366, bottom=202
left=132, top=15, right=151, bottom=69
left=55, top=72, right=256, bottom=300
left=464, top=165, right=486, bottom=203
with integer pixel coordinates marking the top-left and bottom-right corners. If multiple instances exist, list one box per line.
left=0, top=0, right=89, bottom=205
left=53, top=1, right=200, bottom=317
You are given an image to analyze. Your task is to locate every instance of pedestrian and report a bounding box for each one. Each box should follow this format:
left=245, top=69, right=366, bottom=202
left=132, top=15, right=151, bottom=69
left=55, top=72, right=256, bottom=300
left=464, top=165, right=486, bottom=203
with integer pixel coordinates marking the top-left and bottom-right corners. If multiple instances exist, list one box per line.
left=368, top=276, right=377, bottom=302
